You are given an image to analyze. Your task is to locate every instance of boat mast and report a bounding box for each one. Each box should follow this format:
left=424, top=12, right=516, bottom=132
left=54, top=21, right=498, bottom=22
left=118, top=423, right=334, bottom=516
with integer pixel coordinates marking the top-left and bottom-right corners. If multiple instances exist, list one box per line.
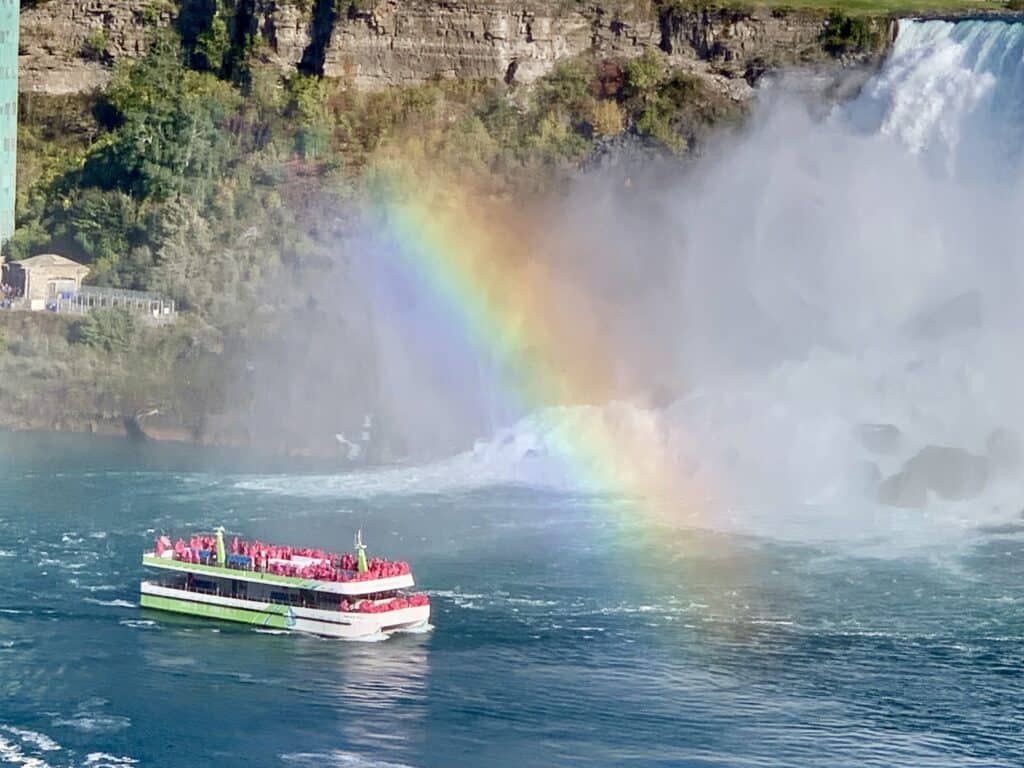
left=355, top=529, right=368, bottom=573
left=215, top=526, right=226, bottom=566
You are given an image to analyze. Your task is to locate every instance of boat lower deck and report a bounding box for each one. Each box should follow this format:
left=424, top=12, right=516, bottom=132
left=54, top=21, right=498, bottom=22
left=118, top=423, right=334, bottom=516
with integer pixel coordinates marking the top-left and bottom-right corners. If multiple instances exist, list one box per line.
left=139, top=581, right=430, bottom=639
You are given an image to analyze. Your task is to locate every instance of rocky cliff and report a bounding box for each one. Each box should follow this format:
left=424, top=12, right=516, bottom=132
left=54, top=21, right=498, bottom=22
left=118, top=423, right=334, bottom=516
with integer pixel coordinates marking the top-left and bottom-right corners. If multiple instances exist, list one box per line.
left=19, top=1, right=175, bottom=95
left=19, top=0, right=889, bottom=97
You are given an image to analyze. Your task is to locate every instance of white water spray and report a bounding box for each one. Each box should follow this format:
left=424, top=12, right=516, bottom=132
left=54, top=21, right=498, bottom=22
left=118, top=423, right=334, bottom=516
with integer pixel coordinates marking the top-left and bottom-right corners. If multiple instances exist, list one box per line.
left=248, top=20, right=1024, bottom=546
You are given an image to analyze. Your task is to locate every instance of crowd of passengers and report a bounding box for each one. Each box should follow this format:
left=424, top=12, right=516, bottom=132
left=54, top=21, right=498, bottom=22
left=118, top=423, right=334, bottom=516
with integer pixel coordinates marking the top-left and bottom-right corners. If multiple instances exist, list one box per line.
left=340, top=593, right=430, bottom=613
left=1, top=283, right=22, bottom=308
left=154, top=535, right=412, bottom=582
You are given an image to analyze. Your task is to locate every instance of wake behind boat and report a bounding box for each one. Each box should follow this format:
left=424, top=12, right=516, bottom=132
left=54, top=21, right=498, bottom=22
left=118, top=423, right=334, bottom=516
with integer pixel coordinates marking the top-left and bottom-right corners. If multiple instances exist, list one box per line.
left=139, top=528, right=430, bottom=639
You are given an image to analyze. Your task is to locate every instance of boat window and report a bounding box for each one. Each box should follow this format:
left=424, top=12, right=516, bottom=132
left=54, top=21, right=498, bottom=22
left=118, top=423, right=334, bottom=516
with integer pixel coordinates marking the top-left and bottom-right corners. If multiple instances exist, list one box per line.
left=315, top=593, right=342, bottom=609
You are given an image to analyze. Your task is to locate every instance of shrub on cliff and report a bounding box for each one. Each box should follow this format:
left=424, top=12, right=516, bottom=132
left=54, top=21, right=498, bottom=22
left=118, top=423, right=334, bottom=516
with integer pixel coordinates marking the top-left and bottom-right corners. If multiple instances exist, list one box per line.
left=72, top=309, right=139, bottom=354
left=821, top=11, right=879, bottom=56
left=625, top=49, right=666, bottom=100
left=535, top=59, right=593, bottom=116
left=81, top=30, right=109, bottom=63
left=591, top=100, right=625, bottom=136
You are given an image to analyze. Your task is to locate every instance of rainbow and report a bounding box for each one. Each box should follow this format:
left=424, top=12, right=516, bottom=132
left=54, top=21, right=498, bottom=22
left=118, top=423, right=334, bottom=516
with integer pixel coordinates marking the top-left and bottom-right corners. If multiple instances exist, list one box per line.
left=366, top=172, right=705, bottom=515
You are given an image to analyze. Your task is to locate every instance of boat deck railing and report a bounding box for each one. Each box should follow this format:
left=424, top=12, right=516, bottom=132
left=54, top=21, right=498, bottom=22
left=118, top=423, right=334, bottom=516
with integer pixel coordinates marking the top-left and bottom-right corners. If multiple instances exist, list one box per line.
left=156, top=577, right=363, bottom=613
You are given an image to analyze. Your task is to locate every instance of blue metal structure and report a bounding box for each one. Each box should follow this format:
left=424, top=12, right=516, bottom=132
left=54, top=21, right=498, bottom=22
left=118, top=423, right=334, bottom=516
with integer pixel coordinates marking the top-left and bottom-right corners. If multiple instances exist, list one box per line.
left=0, top=0, right=17, bottom=247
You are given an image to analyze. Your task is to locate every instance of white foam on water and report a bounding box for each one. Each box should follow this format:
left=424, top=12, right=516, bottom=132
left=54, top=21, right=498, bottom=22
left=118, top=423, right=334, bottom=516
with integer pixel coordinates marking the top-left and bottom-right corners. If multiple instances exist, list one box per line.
left=0, top=729, right=59, bottom=753
left=82, top=754, right=137, bottom=767
left=49, top=715, right=130, bottom=735
left=391, top=623, right=434, bottom=635
left=280, top=752, right=417, bottom=768
left=66, top=580, right=118, bottom=594
left=0, top=735, right=53, bottom=768
left=0, top=725, right=64, bottom=768
left=83, top=599, right=135, bottom=610
left=233, top=401, right=663, bottom=500
left=344, top=631, right=391, bottom=643
left=118, top=620, right=156, bottom=630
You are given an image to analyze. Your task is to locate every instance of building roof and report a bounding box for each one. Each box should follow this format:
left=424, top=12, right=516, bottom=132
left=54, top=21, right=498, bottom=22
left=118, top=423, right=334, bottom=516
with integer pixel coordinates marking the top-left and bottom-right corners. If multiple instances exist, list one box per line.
left=11, top=253, right=90, bottom=272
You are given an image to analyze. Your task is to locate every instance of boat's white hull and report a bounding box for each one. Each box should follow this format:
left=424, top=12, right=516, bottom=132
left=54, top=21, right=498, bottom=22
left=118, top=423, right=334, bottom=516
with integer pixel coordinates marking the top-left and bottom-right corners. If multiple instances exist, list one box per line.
left=139, top=581, right=430, bottom=639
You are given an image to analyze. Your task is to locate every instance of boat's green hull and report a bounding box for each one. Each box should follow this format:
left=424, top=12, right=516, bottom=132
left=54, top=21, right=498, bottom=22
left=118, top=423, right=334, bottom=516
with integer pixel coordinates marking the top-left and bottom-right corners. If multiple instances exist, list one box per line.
left=139, top=593, right=292, bottom=629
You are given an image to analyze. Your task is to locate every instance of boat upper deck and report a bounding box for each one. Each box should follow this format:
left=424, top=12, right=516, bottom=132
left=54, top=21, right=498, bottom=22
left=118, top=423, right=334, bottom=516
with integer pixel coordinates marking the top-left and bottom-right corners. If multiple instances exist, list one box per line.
left=142, top=554, right=415, bottom=594
left=142, top=533, right=416, bottom=595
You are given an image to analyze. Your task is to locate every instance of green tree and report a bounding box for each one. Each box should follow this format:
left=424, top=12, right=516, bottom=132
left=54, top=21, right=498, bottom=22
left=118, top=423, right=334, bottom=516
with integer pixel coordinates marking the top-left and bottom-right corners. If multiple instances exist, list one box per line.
left=284, top=75, right=334, bottom=159
left=535, top=59, right=592, bottom=116
left=626, top=49, right=665, bottom=100
left=477, top=89, right=522, bottom=148
left=44, top=188, right=141, bottom=269
left=86, top=33, right=241, bottom=201
left=442, top=116, right=498, bottom=174
left=195, top=12, right=231, bottom=73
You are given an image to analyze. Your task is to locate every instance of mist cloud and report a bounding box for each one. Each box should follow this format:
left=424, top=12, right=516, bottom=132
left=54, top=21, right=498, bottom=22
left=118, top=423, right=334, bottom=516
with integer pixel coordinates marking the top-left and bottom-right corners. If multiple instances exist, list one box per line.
left=243, top=20, right=1024, bottom=540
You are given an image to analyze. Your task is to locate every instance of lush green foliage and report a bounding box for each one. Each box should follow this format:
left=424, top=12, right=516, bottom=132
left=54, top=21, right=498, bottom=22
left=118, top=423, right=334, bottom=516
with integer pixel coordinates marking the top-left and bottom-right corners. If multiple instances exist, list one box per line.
left=821, top=11, right=881, bottom=55
left=71, top=308, right=139, bottom=353
left=5, top=23, right=752, bottom=436
left=0, top=310, right=229, bottom=435
left=11, top=22, right=740, bottom=323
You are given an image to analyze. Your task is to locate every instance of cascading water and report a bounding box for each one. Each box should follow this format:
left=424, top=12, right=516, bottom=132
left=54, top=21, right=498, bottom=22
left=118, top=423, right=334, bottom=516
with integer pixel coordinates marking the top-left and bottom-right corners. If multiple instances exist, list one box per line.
left=249, top=20, right=1024, bottom=548
left=667, top=18, right=1024, bottom=532
left=850, top=19, right=1024, bottom=177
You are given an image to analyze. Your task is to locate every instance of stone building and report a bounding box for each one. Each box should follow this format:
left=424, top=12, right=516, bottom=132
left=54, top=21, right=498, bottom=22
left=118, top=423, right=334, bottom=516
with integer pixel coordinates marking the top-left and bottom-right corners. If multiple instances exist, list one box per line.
left=3, top=253, right=90, bottom=308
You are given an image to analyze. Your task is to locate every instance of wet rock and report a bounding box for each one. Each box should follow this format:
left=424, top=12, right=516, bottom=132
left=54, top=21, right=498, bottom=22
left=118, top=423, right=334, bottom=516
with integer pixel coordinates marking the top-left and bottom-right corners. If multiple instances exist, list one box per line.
left=857, top=423, right=902, bottom=454
left=878, top=444, right=989, bottom=508
left=907, top=290, right=981, bottom=340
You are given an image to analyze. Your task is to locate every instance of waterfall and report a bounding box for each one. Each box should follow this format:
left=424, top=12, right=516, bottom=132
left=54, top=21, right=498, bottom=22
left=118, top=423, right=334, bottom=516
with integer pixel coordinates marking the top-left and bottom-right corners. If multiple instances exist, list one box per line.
left=418, top=18, right=1024, bottom=534
left=848, top=19, right=1024, bottom=176
left=256, top=19, right=1024, bottom=548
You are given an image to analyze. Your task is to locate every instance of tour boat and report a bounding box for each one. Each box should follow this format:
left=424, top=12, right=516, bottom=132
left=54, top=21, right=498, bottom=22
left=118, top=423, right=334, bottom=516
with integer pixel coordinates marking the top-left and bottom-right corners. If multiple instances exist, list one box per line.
left=139, top=529, right=431, bottom=639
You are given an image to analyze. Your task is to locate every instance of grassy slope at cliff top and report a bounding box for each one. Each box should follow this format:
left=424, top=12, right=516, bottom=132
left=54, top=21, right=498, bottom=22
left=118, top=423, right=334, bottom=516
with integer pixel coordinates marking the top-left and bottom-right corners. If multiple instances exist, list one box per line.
left=714, top=0, right=1006, bottom=15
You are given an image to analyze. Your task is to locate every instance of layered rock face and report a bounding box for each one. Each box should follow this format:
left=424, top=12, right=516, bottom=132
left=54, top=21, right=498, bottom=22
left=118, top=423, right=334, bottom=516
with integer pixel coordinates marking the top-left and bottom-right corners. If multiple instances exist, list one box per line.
left=19, top=1, right=175, bottom=94
left=661, top=7, right=846, bottom=79
left=317, top=1, right=660, bottom=88
left=19, top=0, right=878, bottom=96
